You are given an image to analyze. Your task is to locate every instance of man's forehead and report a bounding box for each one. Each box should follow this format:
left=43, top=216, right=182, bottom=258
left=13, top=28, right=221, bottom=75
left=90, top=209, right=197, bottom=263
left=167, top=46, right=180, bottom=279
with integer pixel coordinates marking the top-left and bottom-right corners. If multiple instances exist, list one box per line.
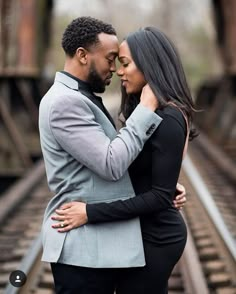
left=96, top=33, right=119, bottom=53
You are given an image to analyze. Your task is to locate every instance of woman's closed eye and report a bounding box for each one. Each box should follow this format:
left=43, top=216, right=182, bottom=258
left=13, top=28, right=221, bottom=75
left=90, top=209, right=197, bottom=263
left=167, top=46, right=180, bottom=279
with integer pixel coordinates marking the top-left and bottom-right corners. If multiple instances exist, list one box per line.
left=121, top=63, right=129, bottom=68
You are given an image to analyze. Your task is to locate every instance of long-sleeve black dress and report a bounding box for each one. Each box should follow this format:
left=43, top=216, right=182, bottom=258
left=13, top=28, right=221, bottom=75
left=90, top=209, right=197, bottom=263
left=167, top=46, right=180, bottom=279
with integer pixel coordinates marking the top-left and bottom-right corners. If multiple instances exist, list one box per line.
left=86, top=106, right=187, bottom=294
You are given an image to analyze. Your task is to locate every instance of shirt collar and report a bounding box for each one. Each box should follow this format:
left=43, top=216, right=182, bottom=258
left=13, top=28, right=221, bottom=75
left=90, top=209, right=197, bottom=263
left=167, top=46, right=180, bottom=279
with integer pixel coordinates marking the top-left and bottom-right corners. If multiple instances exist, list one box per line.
left=59, top=71, right=93, bottom=93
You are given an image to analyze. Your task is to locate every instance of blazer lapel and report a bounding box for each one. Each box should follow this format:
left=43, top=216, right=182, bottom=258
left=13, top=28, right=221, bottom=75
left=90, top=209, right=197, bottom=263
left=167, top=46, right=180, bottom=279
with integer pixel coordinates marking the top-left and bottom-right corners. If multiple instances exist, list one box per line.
left=55, top=72, right=116, bottom=129
left=80, top=89, right=116, bottom=129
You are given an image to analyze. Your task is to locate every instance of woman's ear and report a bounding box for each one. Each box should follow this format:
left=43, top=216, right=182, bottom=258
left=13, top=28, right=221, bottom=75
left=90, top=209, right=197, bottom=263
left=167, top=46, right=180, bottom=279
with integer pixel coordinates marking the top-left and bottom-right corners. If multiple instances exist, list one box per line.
left=76, top=47, right=88, bottom=65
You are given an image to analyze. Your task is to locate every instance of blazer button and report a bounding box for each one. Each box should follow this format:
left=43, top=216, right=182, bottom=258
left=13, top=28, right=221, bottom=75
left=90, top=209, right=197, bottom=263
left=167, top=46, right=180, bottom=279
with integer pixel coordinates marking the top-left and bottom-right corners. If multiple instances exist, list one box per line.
left=146, top=123, right=156, bottom=135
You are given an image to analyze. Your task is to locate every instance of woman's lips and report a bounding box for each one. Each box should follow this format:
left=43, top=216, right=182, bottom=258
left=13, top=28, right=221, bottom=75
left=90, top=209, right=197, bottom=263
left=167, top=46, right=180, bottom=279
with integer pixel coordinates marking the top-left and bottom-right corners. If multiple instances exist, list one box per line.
left=121, top=80, right=128, bottom=87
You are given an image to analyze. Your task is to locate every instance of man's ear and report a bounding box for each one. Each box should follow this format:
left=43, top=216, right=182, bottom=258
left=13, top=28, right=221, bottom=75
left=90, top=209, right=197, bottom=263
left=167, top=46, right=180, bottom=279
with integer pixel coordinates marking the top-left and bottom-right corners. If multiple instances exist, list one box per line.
left=76, top=47, right=88, bottom=65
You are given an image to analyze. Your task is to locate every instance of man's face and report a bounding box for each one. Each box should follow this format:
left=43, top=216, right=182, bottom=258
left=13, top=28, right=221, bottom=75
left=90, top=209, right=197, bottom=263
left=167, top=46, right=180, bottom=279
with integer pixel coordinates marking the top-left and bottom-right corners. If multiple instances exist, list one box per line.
left=87, top=33, right=119, bottom=93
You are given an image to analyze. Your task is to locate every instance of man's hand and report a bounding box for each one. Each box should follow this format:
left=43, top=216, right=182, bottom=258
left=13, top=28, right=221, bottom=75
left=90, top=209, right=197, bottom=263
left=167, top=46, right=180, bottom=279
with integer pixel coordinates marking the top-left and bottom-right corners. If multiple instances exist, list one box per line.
left=140, top=84, right=159, bottom=111
left=51, top=201, right=88, bottom=233
left=173, top=183, right=186, bottom=210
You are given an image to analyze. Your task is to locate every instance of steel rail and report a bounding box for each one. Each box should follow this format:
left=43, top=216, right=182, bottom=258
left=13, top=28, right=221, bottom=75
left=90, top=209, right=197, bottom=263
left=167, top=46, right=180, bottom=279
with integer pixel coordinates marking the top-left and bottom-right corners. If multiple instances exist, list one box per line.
left=180, top=213, right=209, bottom=294
left=195, top=132, right=236, bottom=184
left=4, top=235, right=43, bottom=294
left=0, top=159, right=46, bottom=225
left=183, top=155, right=236, bottom=261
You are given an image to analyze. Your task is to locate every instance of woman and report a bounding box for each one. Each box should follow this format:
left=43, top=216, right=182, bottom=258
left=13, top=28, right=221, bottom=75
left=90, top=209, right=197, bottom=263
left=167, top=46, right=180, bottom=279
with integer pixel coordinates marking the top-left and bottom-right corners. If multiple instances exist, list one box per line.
left=52, top=27, right=196, bottom=293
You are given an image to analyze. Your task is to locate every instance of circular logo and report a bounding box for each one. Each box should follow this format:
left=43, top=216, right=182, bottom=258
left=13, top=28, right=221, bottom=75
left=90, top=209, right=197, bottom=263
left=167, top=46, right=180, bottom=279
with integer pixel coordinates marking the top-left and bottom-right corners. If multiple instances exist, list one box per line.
left=9, top=270, right=27, bottom=287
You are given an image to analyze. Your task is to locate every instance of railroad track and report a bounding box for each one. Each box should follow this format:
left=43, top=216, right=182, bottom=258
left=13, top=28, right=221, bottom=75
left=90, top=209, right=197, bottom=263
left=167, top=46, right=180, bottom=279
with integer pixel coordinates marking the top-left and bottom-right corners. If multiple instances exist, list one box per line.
left=178, top=134, right=236, bottom=293
left=1, top=132, right=236, bottom=293
left=0, top=160, right=54, bottom=294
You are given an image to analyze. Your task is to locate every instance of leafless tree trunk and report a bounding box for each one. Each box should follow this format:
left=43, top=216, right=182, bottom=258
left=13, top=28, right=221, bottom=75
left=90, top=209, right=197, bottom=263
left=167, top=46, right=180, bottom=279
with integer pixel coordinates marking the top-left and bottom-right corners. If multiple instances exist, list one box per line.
left=212, top=0, right=236, bottom=74
left=0, top=0, right=11, bottom=69
left=18, top=0, right=36, bottom=71
left=195, top=0, right=236, bottom=142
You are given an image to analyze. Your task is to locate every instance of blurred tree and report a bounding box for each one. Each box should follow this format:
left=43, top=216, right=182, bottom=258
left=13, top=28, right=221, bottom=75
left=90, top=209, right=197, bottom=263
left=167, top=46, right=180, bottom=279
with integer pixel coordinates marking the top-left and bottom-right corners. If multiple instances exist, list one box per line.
left=50, top=0, right=219, bottom=94
left=212, top=0, right=236, bottom=74
left=195, top=0, right=236, bottom=142
left=0, top=0, right=53, bottom=75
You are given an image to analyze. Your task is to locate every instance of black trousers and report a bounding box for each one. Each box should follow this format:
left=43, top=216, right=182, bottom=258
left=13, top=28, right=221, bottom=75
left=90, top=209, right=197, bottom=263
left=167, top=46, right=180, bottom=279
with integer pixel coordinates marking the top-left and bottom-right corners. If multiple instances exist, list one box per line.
left=51, top=263, right=118, bottom=294
left=116, top=240, right=186, bottom=294
left=51, top=240, right=186, bottom=294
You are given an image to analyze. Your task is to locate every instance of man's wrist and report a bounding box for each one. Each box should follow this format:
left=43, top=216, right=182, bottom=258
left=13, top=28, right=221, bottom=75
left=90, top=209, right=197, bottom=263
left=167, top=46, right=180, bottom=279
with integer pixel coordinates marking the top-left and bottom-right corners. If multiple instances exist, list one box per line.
left=140, top=101, right=157, bottom=112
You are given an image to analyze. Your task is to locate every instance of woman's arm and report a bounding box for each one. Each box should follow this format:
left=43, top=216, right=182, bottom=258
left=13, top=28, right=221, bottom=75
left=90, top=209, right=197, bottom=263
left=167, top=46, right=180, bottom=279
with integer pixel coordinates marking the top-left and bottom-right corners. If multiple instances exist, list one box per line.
left=86, top=114, right=186, bottom=223
left=52, top=113, right=186, bottom=231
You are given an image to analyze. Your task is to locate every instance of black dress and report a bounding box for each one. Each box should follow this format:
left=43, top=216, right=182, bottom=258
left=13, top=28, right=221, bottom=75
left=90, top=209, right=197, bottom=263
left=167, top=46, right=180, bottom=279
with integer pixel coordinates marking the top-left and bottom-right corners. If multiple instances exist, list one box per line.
left=87, top=106, right=187, bottom=294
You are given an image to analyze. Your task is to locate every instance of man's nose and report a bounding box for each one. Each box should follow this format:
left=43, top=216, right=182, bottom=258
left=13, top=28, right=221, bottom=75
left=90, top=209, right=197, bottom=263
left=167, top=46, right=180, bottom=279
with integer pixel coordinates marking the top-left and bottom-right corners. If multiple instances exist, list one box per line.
left=110, top=61, right=116, bottom=72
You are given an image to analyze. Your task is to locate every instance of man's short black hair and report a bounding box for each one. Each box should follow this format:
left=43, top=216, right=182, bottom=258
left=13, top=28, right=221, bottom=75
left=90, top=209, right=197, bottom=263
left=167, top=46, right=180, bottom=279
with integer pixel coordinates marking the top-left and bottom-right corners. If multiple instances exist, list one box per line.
left=62, top=16, right=117, bottom=57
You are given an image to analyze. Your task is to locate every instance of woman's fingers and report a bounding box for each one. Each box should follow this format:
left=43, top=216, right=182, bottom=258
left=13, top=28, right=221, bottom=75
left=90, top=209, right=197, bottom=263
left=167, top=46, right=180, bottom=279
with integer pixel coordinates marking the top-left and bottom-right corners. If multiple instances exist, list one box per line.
left=59, top=202, right=75, bottom=210
left=57, top=223, right=74, bottom=233
left=51, top=201, right=88, bottom=232
left=55, top=208, right=67, bottom=215
left=140, top=84, right=159, bottom=110
left=176, top=183, right=185, bottom=193
left=52, top=219, right=71, bottom=229
left=174, top=182, right=187, bottom=210
left=174, top=196, right=186, bottom=210
left=52, top=220, right=68, bottom=229
left=52, top=219, right=81, bottom=233
left=51, top=214, right=65, bottom=221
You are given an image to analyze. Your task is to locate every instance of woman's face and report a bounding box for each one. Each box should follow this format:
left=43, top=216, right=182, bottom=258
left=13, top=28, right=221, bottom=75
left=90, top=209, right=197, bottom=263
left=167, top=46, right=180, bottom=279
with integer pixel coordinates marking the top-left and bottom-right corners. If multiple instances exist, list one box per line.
left=117, top=41, right=146, bottom=94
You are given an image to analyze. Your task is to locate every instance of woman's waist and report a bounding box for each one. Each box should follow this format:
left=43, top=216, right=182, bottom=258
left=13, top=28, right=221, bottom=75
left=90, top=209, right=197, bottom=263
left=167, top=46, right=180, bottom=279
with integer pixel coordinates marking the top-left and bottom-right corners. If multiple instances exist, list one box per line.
left=140, top=209, right=187, bottom=244
left=140, top=208, right=185, bottom=225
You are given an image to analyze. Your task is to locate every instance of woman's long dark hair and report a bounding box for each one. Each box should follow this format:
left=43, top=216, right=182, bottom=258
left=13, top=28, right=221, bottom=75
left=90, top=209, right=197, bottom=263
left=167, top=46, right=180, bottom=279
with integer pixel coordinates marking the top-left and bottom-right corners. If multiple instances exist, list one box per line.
left=119, top=27, right=197, bottom=140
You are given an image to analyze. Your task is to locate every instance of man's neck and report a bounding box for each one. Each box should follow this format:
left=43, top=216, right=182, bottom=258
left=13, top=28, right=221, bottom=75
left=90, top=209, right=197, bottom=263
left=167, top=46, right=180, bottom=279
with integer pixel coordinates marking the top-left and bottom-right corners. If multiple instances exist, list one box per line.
left=63, top=60, right=88, bottom=82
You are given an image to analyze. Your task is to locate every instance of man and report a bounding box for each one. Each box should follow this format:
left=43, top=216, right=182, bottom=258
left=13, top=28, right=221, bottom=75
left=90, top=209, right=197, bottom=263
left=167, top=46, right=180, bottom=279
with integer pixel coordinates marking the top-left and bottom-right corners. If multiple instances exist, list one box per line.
left=39, top=17, right=185, bottom=293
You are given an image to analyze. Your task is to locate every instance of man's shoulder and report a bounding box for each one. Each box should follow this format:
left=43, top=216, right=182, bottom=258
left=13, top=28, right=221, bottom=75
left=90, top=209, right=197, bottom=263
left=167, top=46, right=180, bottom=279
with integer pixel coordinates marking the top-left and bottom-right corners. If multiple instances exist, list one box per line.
left=41, top=82, right=90, bottom=104
left=40, top=85, right=98, bottom=120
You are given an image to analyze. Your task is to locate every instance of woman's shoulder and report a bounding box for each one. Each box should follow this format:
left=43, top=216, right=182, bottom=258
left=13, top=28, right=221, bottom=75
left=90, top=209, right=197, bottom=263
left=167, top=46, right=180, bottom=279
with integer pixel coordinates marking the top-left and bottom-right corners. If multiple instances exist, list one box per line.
left=156, top=104, right=183, bottom=118
left=156, top=105, right=186, bottom=131
left=156, top=105, right=185, bottom=125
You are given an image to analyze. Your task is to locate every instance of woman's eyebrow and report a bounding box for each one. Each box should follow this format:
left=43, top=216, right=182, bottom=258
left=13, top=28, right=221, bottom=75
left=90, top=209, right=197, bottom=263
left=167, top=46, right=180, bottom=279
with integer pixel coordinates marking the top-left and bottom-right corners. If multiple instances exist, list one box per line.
left=118, top=56, right=127, bottom=61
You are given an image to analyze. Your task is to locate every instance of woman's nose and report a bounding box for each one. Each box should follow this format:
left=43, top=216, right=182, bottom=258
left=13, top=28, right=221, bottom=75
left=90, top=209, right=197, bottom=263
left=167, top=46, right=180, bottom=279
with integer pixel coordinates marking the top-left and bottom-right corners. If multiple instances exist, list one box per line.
left=116, top=67, right=123, bottom=76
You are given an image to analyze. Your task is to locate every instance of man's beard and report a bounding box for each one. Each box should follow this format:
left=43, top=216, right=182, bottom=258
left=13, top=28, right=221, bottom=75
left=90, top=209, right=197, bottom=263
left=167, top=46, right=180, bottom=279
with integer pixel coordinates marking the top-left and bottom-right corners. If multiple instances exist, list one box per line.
left=87, top=62, right=106, bottom=93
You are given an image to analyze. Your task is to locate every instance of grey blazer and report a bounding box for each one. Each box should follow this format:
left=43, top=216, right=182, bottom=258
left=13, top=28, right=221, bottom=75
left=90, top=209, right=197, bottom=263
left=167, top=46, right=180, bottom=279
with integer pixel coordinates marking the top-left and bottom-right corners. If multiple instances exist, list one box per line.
left=39, top=72, right=162, bottom=268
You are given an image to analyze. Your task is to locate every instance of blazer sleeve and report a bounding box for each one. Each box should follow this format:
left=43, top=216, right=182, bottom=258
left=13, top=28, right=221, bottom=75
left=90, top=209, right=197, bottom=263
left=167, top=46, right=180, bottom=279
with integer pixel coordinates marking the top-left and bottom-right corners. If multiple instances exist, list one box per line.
left=86, top=114, right=186, bottom=222
left=50, top=94, right=162, bottom=181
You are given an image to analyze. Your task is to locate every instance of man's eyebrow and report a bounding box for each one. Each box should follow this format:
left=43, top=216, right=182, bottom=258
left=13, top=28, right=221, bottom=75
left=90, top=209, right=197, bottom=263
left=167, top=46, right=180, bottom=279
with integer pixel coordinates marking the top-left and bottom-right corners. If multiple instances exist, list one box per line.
left=107, top=51, right=118, bottom=57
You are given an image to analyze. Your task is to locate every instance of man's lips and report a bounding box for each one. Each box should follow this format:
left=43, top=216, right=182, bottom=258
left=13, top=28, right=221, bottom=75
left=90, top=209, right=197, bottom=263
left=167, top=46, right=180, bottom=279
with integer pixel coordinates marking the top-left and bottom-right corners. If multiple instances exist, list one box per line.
left=105, top=76, right=112, bottom=85
left=105, top=75, right=112, bottom=84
